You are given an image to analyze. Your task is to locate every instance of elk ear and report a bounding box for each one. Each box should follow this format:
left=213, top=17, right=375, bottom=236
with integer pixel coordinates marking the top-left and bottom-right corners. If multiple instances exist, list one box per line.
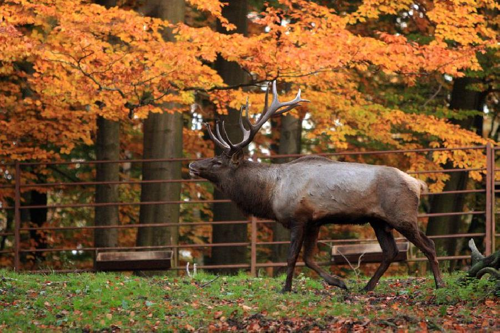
left=230, top=150, right=244, bottom=165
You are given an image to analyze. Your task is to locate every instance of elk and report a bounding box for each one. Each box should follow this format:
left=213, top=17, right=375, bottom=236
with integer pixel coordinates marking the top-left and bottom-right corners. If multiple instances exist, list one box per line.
left=189, top=81, right=445, bottom=292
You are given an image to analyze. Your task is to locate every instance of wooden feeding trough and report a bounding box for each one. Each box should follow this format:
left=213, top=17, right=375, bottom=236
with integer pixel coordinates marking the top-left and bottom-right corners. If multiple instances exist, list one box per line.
left=95, top=251, right=173, bottom=272
left=331, top=242, right=409, bottom=264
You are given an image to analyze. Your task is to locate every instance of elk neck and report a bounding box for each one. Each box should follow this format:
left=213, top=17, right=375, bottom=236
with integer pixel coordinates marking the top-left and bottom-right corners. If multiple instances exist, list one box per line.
left=217, top=160, right=279, bottom=220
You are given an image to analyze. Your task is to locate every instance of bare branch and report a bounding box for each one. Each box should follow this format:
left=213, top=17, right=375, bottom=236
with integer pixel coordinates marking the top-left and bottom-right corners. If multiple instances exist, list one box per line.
left=423, top=84, right=443, bottom=108
left=200, top=275, right=220, bottom=288
left=337, top=249, right=366, bottom=285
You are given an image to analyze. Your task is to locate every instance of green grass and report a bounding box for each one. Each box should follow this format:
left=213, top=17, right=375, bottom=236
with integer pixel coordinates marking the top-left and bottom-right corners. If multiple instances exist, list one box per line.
left=0, top=270, right=497, bottom=331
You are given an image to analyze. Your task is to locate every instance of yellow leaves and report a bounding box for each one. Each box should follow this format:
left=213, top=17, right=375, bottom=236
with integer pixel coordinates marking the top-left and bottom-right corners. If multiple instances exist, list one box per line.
left=432, top=151, right=449, bottom=165
left=427, top=0, right=497, bottom=46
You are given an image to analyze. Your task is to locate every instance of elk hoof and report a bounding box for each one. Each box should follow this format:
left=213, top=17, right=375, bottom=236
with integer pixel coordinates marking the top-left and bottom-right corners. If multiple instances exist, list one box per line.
left=325, top=277, right=348, bottom=291
left=361, top=285, right=375, bottom=293
left=280, top=286, right=292, bottom=294
left=338, top=280, right=349, bottom=291
left=436, top=280, right=446, bottom=289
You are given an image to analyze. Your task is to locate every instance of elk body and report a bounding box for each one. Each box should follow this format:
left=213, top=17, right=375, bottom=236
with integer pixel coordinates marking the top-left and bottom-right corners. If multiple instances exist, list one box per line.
left=189, top=82, right=445, bottom=292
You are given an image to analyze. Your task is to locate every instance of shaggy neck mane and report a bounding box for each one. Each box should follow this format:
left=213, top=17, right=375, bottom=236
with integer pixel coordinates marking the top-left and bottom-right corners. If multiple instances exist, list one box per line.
left=218, top=161, right=278, bottom=220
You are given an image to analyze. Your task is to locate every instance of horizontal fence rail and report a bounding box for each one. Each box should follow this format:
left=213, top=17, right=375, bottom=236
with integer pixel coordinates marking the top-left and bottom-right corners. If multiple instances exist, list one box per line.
left=0, top=145, right=497, bottom=274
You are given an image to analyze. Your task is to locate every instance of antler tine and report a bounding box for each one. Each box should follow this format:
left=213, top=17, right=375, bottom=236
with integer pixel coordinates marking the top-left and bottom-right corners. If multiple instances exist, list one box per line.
left=274, top=89, right=309, bottom=115
left=251, top=80, right=306, bottom=130
left=238, top=99, right=249, bottom=130
left=261, top=81, right=271, bottom=119
left=218, top=120, right=235, bottom=148
left=238, top=99, right=252, bottom=141
left=205, top=122, right=230, bottom=150
left=214, top=120, right=230, bottom=146
left=251, top=81, right=274, bottom=129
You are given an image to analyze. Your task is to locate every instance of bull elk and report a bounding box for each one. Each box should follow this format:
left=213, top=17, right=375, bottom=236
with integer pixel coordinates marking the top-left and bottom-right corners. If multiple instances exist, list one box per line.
left=189, top=81, right=445, bottom=292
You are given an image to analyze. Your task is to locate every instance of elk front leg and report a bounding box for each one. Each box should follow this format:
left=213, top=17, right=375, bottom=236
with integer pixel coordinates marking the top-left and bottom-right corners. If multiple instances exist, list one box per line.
left=282, top=223, right=305, bottom=293
left=363, top=221, right=398, bottom=292
left=303, top=225, right=348, bottom=290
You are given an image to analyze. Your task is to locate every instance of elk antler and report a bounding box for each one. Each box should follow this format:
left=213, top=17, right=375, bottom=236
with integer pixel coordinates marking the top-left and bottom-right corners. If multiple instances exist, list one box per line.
left=206, top=81, right=308, bottom=154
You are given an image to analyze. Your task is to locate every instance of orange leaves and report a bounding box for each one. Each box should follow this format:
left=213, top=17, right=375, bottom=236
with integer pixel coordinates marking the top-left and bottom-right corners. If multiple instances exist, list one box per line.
left=347, top=0, right=413, bottom=23
left=427, top=0, right=497, bottom=46
left=0, top=0, right=496, bottom=165
left=0, top=0, right=227, bottom=160
left=186, top=0, right=235, bottom=31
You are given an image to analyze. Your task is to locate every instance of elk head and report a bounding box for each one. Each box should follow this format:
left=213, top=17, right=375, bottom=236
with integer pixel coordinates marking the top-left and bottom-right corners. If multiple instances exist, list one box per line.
left=189, top=81, right=307, bottom=185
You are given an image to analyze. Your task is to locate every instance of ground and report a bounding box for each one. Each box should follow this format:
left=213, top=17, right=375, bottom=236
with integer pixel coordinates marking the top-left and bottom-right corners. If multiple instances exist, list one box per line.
left=0, top=270, right=497, bottom=332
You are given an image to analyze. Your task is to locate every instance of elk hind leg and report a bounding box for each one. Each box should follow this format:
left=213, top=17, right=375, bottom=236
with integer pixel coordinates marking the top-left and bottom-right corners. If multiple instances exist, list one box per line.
left=363, top=220, right=398, bottom=292
left=303, top=225, right=348, bottom=290
left=282, top=223, right=305, bottom=293
left=395, top=222, right=445, bottom=289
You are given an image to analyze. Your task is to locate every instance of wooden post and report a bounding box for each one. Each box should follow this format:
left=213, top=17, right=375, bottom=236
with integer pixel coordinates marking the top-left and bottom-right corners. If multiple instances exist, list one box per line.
left=14, top=161, right=21, bottom=271
left=250, top=216, right=257, bottom=277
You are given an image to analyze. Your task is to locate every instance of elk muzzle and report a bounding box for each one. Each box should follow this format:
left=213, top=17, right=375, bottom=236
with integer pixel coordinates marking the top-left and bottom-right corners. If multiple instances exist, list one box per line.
left=188, top=162, right=201, bottom=177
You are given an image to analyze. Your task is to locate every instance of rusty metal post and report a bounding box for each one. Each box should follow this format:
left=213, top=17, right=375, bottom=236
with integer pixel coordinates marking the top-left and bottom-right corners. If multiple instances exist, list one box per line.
left=491, top=146, right=496, bottom=253
left=250, top=216, right=257, bottom=277
left=485, top=143, right=492, bottom=256
left=14, top=161, right=21, bottom=271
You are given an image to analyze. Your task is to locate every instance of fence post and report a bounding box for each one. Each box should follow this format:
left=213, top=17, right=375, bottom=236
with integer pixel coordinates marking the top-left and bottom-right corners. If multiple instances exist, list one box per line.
left=490, top=145, right=496, bottom=254
left=485, top=143, right=492, bottom=256
left=250, top=216, right=257, bottom=277
left=14, top=161, right=21, bottom=271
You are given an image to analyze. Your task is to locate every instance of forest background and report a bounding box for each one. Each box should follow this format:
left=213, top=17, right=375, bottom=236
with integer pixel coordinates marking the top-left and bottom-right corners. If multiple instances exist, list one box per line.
left=0, top=0, right=498, bottom=274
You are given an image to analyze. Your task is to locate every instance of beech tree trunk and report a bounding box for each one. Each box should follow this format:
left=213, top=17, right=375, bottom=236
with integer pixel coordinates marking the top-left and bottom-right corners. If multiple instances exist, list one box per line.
left=94, top=117, right=119, bottom=249
left=137, top=111, right=183, bottom=247
left=210, top=0, right=249, bottom=273
left=19, top=188, right=49, bottom=265
left=93, top=0, right=121, bottom=250
left=135, top=0, right=185, bottom=264
left=271, top=113, right=302, bottom=276
left=426, top=78, right=485, bottom=266
left=16, top=62, right=51, bottom=259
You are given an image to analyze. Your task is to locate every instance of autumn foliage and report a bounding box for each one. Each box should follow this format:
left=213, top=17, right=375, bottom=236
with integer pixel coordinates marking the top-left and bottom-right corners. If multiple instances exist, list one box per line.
left=1, top=0, right=496, bottom=171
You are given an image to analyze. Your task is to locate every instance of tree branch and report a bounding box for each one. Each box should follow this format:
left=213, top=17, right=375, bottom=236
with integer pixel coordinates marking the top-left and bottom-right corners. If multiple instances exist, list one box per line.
left=423, top=84, right=443, bottom=108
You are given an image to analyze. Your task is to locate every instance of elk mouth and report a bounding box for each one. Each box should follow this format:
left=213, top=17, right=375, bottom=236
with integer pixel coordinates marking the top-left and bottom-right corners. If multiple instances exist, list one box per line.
left=189, top=165, right=200, bottom=177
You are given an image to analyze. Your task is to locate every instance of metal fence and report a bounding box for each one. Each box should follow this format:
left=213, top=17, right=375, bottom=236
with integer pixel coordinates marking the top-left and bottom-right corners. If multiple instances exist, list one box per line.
left=0, top=144, right=498, bottom=274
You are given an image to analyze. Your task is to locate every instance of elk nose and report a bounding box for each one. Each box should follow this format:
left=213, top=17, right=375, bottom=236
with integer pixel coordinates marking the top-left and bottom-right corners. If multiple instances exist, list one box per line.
left=188, top=162, right=199, bottom=172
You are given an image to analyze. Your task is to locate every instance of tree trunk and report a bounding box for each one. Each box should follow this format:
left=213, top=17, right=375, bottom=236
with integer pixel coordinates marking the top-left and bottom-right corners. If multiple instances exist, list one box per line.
left=210, top=0, right=249, bottom=274
left=426, top=77, right=485, bottom=267
left=28, top=189, right=48, bottom=263
left=95, top=117, right=119, bottom=249
left=271, top=114, right=302, bottom=276
left=137, top=111, right=183, bottom=247
left=19, top=188, right=49, bottom=266
left=93, top=0, right=120, bottom=251
left=16, top=63, right=51, bottom=261
left=135, top=0, right=185, bottom=271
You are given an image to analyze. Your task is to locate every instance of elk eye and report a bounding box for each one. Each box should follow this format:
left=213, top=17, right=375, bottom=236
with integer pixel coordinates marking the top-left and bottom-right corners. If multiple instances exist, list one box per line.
left=213, top=160, right=223, bottom=166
